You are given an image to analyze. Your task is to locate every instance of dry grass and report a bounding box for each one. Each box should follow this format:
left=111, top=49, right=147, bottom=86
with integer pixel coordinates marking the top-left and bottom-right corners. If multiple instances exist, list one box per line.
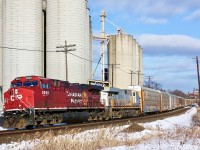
left=18, top=108, right=200, bottom=150
left=193, top=107, right=200, bottom=126
left=32, top=126, right=128, bottom=150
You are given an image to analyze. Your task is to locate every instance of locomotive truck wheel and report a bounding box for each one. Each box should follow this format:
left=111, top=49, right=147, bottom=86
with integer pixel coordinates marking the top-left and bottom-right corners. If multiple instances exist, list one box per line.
left=15, top=118, right=26, bottom=129
left=26, top=125, right=33, bottom=130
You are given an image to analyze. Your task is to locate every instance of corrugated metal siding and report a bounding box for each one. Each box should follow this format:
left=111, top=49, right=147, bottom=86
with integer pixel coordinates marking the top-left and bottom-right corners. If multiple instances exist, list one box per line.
left=2, top=0, right=43, bottom=93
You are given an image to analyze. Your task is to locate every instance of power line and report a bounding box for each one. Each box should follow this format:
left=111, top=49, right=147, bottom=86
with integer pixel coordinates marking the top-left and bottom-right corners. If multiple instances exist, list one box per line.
left=93, top=53, right=103, bottom=78
left=56, top=40, right=76, bottom=81
left=116, top=67, right=131, bottom=74
left=0, top=46, right=106, bottom=65
left=116, top=67, right=144, bottom=85
left=1, top=46, right=55, bottom=52
left=1, top=45, right=149, bottom=83
left=129, top=70, right=136, bottom=86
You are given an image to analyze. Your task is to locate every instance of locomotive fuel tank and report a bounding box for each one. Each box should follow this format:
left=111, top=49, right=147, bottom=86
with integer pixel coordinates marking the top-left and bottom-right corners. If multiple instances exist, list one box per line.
left=62, top=112, right=89, bottom=123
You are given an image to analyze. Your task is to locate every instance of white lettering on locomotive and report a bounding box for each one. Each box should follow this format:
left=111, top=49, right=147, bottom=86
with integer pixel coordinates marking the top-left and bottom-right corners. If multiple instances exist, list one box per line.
left=15, top=89, right=18, bottom=94
left=68, top=92, right=82, bottom=97
left=10, top=95, right=14, bottom=101
left=17, top=95, right=22, bottom=99
left=10, top=94, right=23, bottom=101
left=70, top=99, right=82, bottom=103
left=42, top=91, right=49, bottom=96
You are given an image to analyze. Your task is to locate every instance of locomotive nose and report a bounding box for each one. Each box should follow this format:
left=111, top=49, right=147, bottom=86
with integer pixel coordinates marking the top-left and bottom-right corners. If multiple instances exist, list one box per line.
left=4, top=88, right=22, bottom=110
left=4, top=88, right=34, bottom=111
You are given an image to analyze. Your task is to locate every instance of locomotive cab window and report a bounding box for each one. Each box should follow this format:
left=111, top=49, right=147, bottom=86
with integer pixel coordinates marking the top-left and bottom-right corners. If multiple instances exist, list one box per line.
left=40, top=81, right=50, bottom=89
left=23, top=81, right=38, bottom=87
left=57, top=81, right=60, bottom=87
left=11, top=82, right=22, bottom=88
left=53, top=80, right=57, bottom=86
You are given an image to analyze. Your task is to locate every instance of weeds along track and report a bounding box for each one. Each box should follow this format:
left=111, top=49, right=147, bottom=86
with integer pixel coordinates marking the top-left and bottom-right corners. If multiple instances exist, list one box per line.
left=0, top=108, right=190, bottom=144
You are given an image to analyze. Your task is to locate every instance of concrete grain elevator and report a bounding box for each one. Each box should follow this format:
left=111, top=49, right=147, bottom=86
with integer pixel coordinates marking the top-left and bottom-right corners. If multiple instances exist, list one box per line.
left=0, top=0, right=92, bottom=110
left=108, top=34, right=143, bottom=89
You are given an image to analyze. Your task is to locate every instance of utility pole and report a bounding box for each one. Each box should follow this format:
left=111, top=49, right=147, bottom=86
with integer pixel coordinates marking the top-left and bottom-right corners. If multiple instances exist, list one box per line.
left=196, top=56, right=200, bottom=100
left=101, top=10, right=106, bottom=81
left=147, top=76, right=154, bottom=88
left=109, top=63, right=120, bottom=87
left=137, top=70, right=144, bottom=85
left=42, top=8, right=47, bottom=78
left=56, top=40, right=76, bottom=81
left=0, top=86, right=2, bottom=103
left=129, top=70, right=135, bottom=86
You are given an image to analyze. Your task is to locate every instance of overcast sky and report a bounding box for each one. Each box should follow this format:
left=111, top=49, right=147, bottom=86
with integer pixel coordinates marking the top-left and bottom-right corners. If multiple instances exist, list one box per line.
left=88, top=0, right=200, bottom=93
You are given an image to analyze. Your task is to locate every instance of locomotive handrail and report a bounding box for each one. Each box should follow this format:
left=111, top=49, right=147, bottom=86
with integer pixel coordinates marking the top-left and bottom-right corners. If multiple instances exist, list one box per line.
left=17, top=97, right=35, bottom=116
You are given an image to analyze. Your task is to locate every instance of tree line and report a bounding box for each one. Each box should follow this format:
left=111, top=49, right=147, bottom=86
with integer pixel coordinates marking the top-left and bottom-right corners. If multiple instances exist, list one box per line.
left=143, top=80, right=188, bottom=98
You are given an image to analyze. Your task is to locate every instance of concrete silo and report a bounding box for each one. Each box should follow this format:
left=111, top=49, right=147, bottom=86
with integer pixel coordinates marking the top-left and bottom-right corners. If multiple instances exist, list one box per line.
left=46, top=0, right=92, bottom=83
left=2, top=0, right=43, bottom=94
left=135, top=42, right=143, bottom=85
left=108, top=34, right=143, bottom=89
left=89, top=15, right=93, bottom=80
left=138, top=45, right=143, bottom=85
left=0, top=0, right=2, bottom=108
left=86, top=9, right=93, bottom=80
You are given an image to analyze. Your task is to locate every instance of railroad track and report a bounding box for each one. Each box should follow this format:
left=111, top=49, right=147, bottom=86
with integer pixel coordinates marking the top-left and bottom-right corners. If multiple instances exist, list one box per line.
left=0, top=107, right=190, bottom=144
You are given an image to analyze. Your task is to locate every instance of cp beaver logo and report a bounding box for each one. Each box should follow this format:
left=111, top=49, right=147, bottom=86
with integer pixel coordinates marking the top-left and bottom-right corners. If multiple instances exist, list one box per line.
left=82, top=91, right=88, bottom=106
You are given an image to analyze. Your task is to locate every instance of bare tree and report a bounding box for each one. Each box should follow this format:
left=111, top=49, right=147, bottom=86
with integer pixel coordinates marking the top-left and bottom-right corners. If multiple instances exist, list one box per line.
left=143, top=80, right=162, bottom=90
left=168, top=89, right=187, bottom=98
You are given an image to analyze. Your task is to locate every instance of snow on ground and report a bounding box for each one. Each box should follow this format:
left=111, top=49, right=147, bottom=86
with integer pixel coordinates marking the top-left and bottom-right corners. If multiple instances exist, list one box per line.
left=0, top=107, right=199, bottom=150
left=107, top=140, right=200, bottom=150
left=105, top=107, right=200, bottom=150
left=0, top=127, right=6, bottom=131
left=142, top=108, right=196, bottom=130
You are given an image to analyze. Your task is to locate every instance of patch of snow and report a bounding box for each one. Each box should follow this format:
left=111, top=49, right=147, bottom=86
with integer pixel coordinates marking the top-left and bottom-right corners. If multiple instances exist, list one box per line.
left=107, top=139, right=200, bottom=150
left=141, top=107, right=197, bottom=130
left=0, top=126, right=6, bottom=131
left=104, top=107, right=199, bottom=150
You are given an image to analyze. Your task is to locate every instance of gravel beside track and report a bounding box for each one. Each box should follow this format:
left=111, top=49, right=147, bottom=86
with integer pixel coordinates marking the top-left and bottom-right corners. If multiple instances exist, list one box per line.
left=0, top=107, right=190, bottom=144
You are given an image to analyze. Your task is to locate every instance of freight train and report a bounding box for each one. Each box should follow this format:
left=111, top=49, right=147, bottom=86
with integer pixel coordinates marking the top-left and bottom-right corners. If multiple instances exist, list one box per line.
left=0, top=76, right=195, bottom=129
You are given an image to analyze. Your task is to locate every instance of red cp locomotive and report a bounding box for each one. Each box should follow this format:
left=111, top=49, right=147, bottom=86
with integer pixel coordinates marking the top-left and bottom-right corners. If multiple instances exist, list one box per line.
left=0, top=76, right=104, bottom=128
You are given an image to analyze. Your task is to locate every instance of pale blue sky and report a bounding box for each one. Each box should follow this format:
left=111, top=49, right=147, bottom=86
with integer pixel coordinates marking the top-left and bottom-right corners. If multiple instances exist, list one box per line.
left=88, top=0, right=200, bottom=93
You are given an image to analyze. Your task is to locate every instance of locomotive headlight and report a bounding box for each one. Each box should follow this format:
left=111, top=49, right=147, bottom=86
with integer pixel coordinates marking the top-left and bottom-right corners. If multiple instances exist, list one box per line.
left=26, top=76, right=32, bottom=80
left=15, top=77, right=20, bottom=81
